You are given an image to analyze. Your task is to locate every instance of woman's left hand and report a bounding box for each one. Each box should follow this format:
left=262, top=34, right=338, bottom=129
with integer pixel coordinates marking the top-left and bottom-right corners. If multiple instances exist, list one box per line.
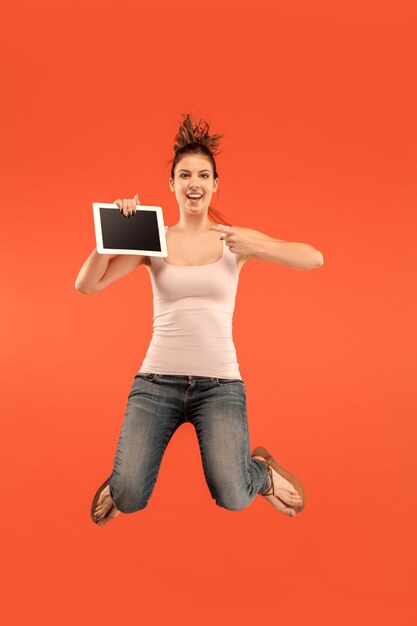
left=206, top=224, right=261, bottom=257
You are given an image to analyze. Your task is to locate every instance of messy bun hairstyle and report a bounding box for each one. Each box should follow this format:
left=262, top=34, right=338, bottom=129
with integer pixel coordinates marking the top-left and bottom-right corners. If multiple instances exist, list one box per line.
left=169, top=113, right=231, bottom=226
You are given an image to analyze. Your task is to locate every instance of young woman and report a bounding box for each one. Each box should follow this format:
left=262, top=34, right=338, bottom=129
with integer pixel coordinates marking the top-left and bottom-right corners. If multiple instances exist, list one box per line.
left=76, top=113, right=324, bottom=526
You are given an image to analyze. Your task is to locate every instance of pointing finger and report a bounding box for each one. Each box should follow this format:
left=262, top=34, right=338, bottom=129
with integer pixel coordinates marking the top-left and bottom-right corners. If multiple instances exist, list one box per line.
left=207, top=224, right=231, bottom=233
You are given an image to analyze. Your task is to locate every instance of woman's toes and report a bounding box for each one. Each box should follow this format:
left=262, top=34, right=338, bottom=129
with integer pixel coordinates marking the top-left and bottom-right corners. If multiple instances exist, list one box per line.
left=270, top=495, right=296, bottom=517
left=94, top=504, right=104, bottom=517
left=96, top=506, right=120, bottom=526
left=94, top=496, right=114, bottom=520
left=282, top=503, right=296, bottom=516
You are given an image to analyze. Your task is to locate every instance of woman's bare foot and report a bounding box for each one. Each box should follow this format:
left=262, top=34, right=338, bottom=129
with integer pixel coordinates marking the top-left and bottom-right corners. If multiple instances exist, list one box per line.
left=253, top=455, right=302, bottom=517
left=93, top=484, right=121, bottom=526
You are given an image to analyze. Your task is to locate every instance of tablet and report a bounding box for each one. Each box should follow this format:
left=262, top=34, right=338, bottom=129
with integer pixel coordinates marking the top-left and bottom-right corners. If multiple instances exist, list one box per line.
left=92, top=203, right=167, bottom=256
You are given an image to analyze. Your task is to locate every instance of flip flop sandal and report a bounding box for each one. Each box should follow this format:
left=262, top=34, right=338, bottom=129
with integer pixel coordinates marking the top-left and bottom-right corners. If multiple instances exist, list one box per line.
left=252, top=446, right=305, bottom=513
left=90, top=476, right=114, bottom=525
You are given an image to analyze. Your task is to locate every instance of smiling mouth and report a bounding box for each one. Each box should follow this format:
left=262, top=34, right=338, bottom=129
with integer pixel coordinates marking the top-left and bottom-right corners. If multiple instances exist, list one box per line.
left=186, top=194, right=203, bottom=201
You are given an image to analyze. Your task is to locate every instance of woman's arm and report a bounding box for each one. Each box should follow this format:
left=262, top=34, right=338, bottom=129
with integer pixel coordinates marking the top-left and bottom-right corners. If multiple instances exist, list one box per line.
left=248, top=234, right=324, bottom=271
left=75, top=249, right=146, bottom=294
left=207, top=224, right=324, bottom=271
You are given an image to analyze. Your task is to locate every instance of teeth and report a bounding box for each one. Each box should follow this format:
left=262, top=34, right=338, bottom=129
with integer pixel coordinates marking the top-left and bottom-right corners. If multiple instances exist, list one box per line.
left=187, top=194, right=202, bottom=199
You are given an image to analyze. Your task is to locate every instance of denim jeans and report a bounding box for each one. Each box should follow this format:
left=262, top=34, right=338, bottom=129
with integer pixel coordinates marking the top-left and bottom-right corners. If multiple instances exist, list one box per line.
left=108, top=373, right=270, bottom=513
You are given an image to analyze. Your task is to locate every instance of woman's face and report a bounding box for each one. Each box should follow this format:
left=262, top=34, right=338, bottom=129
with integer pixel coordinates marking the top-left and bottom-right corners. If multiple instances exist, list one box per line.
left=169, top=153, right=219, bottom=216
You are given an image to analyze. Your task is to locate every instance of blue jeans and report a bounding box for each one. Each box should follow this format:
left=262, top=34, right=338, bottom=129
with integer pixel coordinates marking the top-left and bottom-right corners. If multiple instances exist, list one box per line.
left=108, top=373, right=270, bottom=513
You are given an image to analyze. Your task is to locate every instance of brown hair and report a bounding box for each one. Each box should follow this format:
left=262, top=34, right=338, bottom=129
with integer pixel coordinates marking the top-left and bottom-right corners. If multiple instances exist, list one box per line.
left=167, top=112, right=231, bottom=226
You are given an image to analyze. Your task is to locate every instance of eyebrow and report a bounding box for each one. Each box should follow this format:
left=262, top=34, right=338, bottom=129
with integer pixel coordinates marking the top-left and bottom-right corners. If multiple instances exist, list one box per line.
left=177, top=169, right=211, bottom=173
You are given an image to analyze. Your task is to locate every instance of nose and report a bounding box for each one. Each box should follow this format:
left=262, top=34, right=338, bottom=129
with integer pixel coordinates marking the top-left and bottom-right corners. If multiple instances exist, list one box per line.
left=190, top=173, right=202, bottom=184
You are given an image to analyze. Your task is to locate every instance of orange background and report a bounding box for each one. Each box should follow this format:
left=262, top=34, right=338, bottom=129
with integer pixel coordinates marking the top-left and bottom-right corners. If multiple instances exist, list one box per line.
left=1, top=1, right=416, bottom=624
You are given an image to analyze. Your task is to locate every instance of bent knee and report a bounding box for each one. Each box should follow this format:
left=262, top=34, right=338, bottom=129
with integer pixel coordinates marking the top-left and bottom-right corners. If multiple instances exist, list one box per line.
left=215, top=495, right=252, bottom=512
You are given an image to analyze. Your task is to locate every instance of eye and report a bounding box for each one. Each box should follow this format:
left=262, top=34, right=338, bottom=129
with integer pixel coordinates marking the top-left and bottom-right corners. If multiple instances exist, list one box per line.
left=178, top=172, right=210, bottom=178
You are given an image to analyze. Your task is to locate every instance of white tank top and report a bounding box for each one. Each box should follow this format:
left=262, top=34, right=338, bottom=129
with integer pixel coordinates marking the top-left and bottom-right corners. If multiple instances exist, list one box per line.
left=138, top=225, right=242, bottom=378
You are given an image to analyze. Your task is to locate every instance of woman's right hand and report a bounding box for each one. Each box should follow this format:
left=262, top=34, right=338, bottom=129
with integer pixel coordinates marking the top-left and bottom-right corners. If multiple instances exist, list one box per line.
left=114, top=193, right=140, bottom=218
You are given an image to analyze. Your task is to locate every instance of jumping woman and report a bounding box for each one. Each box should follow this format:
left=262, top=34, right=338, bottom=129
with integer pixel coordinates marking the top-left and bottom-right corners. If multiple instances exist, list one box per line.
left=75, top=112, right=324, bottom=526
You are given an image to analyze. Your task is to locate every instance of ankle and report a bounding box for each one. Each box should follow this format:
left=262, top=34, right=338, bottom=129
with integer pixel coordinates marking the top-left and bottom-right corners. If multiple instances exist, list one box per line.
left=253, top=456, right=272, bottom=494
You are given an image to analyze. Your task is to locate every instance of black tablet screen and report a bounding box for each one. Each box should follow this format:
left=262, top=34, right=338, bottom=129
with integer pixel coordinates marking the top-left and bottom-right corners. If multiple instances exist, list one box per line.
left=100, top=208, right=162, bottom=251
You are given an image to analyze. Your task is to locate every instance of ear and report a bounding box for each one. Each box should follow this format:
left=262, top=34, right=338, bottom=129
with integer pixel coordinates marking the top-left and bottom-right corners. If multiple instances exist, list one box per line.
left=169, top=177, right=175, bottom=192
left=213, top=177, right=219, bottom=193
